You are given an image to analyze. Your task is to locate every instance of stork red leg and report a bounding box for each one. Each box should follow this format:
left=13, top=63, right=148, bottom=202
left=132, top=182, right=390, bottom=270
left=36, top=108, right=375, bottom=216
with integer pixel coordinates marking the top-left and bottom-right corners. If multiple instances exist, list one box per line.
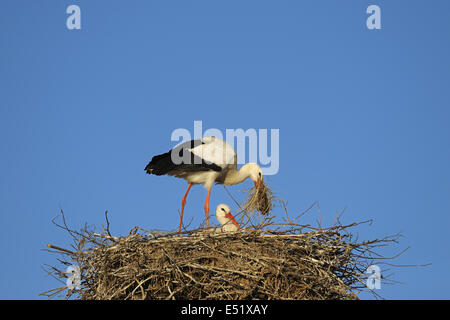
left=179, top=183, right=193, bottom=232
left=204, top=186, right=212, bottom=228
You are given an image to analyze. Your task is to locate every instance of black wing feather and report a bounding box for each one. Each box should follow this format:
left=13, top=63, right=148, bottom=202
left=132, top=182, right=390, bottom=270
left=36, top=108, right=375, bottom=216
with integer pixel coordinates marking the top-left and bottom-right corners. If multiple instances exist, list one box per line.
left=145, top=139, right=222, bottom=175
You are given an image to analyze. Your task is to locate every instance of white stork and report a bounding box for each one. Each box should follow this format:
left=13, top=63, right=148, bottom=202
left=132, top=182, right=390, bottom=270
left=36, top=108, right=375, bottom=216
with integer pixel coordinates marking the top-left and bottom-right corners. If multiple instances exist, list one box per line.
left=145, top=136, right=263, bottom=232
left=214, top=204, right=240, bottom=232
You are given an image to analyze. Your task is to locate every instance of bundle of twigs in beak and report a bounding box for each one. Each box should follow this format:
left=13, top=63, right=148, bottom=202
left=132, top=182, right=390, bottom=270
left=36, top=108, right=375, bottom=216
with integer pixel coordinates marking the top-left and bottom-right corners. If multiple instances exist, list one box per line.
left=241, top=179, right=274, bottom=216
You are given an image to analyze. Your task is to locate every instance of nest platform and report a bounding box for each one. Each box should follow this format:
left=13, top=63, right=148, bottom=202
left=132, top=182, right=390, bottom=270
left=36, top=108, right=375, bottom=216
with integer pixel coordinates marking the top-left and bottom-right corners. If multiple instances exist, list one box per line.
left=42, top=210, right=398, bottom=300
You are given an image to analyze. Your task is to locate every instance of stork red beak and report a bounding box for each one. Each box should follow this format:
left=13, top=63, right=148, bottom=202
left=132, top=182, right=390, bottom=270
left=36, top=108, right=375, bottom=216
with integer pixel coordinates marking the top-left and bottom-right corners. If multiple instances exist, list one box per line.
left=225, top=212, right=240, bottom=229
left=254, top=178, right=262, bottom=188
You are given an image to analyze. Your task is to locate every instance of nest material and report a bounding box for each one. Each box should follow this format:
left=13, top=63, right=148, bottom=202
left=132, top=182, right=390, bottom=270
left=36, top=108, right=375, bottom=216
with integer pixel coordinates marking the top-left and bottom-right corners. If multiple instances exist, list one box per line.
left=42, top=208, right=400, bottom=300
left=240, top=180, right=274, bottom=216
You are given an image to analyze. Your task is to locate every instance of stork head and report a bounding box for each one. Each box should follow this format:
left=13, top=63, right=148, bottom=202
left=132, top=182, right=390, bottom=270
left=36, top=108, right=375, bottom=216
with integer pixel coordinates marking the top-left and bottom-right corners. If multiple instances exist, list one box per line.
left=243, top=163, right=263, bottom=188
left=215, top=204, right=240, bottom=229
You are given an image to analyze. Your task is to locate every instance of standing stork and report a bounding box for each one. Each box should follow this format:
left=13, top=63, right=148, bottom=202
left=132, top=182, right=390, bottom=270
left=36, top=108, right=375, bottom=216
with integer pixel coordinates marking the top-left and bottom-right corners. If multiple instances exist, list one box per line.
left=145, top=136, right=263, bottom=232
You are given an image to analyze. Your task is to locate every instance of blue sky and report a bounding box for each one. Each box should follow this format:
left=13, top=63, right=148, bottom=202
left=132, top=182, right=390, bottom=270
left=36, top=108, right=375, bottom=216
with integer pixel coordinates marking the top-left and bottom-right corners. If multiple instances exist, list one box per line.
left=1, top=0, right=449, bottom=299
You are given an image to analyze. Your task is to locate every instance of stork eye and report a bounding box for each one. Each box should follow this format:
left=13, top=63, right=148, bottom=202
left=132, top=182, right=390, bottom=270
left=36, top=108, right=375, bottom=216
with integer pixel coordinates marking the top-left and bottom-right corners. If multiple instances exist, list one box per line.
left=221, top=208, right=226, bottom=212
left=258, top=172, right=262, bottom=177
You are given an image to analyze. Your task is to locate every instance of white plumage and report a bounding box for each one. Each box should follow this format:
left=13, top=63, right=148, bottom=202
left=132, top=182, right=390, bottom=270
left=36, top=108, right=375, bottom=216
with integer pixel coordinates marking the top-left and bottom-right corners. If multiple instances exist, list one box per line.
left=214, top=204, right=240, bottom=232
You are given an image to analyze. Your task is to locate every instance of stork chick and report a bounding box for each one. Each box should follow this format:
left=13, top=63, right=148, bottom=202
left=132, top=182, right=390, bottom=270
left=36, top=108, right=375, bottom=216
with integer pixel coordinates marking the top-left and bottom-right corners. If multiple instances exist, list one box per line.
left=214, top=204, right=240, bottom=232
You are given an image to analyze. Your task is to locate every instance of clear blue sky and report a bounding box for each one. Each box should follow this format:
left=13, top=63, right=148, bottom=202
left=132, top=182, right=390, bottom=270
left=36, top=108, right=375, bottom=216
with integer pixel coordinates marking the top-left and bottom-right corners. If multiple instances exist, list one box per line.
left=1, top=0, right=449, bottom=299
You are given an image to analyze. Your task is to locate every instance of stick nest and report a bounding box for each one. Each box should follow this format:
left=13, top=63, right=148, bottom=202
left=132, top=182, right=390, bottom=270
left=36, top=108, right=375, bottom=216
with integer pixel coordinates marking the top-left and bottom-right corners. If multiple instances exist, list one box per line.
left=42, top=205, right=402, bottom=300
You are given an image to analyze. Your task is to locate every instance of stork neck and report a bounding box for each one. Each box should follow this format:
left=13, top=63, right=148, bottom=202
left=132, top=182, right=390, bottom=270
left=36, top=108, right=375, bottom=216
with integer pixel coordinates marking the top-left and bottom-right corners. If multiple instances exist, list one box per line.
left=217, top=215, right=229, bottom=226
left=223, top=166, right=250, bottom=185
